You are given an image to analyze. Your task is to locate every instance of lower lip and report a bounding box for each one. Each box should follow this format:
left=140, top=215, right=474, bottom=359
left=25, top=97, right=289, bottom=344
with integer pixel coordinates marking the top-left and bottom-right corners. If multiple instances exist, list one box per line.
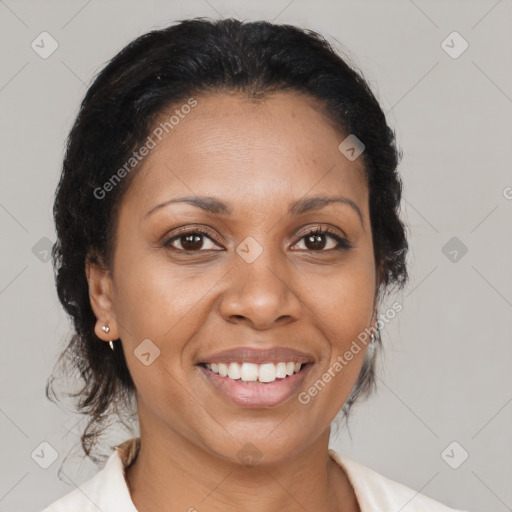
left=197, top=364, right=312, bottom=408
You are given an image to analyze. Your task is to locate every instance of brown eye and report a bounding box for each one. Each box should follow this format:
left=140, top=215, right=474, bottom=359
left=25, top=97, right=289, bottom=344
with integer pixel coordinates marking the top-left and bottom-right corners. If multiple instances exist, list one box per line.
left=163, top=230, right=223, bottom=252
left=304, top=232, right=331, bottom=251
left=179, top=233, right=205, bottom=251
left=293, top=227, right=351, bottom=252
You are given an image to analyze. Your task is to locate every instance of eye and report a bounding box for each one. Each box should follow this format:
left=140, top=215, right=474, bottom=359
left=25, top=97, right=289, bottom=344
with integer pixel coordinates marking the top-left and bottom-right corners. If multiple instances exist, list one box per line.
left=292, top=226, right=351, bottom=252
left=163, top=228, right=223, bottom=252
left=162, top=225, right=352, bottom=253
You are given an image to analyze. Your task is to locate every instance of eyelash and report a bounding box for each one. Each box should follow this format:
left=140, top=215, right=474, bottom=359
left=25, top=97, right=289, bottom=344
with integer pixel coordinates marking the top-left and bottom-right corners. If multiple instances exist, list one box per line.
left=162, top=226, right=352, bottom=253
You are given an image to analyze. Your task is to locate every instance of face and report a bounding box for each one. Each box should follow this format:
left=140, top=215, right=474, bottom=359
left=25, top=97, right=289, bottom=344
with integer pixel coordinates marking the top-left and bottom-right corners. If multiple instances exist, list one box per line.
left=88, top=91, right=377, bottom=464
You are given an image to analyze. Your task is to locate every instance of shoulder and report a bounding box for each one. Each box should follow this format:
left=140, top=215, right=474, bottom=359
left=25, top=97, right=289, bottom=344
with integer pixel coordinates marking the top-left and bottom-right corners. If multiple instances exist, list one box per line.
left=41, top=440, right=139, bottom=512
left=328, top=449, right=469, bottom=512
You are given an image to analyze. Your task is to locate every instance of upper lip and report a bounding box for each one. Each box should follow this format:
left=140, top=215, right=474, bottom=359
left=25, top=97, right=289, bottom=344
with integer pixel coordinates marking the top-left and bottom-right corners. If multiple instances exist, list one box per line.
left=197, top=347, right=315, bottom=365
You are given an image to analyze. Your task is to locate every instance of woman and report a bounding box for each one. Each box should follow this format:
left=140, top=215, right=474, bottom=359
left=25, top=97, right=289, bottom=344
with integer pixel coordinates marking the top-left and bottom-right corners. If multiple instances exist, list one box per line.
left=42, top=17, right=468, bottom=512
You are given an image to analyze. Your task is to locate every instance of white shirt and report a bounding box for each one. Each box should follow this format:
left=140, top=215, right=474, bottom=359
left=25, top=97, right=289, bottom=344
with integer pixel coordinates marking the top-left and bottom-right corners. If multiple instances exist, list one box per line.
left=41, top=437, right=468, bottom=512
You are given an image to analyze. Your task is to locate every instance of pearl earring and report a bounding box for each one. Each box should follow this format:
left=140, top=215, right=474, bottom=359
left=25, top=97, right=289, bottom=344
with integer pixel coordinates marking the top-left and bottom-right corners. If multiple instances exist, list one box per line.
left=102, top=325, right=115, bottom=351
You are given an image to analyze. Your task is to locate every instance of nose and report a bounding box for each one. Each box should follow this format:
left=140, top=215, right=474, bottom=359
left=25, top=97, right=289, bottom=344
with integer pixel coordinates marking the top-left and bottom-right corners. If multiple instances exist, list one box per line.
left=219, top=247, right=302, bottom=330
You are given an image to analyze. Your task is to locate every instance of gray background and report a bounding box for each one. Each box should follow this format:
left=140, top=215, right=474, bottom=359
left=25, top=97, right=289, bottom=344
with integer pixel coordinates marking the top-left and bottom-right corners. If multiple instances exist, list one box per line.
left=1, top=1, right=511, bottom=511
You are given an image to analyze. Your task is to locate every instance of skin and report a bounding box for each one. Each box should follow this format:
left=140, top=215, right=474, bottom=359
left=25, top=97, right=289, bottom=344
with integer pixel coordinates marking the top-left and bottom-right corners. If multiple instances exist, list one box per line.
left=86, top=91, right=379, bottom=512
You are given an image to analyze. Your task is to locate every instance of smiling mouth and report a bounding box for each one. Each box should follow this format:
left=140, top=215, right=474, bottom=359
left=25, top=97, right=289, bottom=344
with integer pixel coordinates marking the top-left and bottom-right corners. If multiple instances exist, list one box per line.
left=197, top=361, right=313, bottom=408
left=199, top=361, right=311, bottom=384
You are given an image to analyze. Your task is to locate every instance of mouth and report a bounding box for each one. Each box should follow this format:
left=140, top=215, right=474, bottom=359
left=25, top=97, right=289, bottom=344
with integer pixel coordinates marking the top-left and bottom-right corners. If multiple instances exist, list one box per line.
left=197, top=361, right=313, bottom=408
left=201, top=361, right=306, bottom=383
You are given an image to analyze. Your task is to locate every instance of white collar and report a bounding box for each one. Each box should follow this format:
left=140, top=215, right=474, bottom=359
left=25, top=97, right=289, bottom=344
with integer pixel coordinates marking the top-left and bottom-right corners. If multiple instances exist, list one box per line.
left=43, top=437, right=465, bottom=512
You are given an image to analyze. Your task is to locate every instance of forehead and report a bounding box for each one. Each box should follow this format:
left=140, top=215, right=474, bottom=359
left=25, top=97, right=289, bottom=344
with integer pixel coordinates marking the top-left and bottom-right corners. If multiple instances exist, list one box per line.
left=122, top=91, right=368, bottom=218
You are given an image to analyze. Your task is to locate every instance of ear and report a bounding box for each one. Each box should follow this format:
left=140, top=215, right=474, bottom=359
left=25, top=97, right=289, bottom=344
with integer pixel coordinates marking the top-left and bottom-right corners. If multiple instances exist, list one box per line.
left=368, top=306, right=378, bottom=338
left=85, top=253, right=119, bottom=343
left=370, top=260, right=384, bottom=331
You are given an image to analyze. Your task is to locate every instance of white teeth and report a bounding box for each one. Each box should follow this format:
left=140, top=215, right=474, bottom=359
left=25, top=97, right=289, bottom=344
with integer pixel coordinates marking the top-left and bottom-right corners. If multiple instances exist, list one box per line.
left=275, top=362, right=287, bottom=379
left=205, top=361, right=304, bottom=383
left=259, top=363, right=276, bottom=383
left=218, top=363, right=228, bottom=377
left=240, top=362, right=259, bottom=382
left=228, top=362, right=241, bottom=380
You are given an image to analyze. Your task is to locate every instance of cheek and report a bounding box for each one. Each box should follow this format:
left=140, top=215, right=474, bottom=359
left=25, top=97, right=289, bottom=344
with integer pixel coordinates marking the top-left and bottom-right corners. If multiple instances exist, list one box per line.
left=111, top=250, right=209, bottom=415
left=111, top=247, right=228, bottom=397
left=310, top=253, right=376, bottom=342
left=296, top=265, right=374, bottom=425
left=112, top=246, right=209, bottom=340
left=304, top=251, right=375, bottom=400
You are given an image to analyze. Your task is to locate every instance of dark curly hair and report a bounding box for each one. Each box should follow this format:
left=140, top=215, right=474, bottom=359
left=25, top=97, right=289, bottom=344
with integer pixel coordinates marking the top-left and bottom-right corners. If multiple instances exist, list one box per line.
left=47, top=16, right=408, bottom=464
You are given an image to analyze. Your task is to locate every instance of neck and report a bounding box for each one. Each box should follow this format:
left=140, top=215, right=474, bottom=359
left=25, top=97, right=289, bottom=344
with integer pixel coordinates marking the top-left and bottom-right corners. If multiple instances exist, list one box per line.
left=125, top=422, right=359, bottom=512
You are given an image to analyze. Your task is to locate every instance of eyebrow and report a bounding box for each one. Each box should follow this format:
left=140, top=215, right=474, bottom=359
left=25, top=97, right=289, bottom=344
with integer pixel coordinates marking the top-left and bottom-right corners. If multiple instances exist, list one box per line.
left=144, top=194, right=363, bottom=226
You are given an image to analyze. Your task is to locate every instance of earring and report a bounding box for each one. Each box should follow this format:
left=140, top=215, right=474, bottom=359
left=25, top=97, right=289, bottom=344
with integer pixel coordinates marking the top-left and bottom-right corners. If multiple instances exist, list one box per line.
left=369, top=328, right=380, bottom=346
left=102, top=325, right=115, bottom=351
